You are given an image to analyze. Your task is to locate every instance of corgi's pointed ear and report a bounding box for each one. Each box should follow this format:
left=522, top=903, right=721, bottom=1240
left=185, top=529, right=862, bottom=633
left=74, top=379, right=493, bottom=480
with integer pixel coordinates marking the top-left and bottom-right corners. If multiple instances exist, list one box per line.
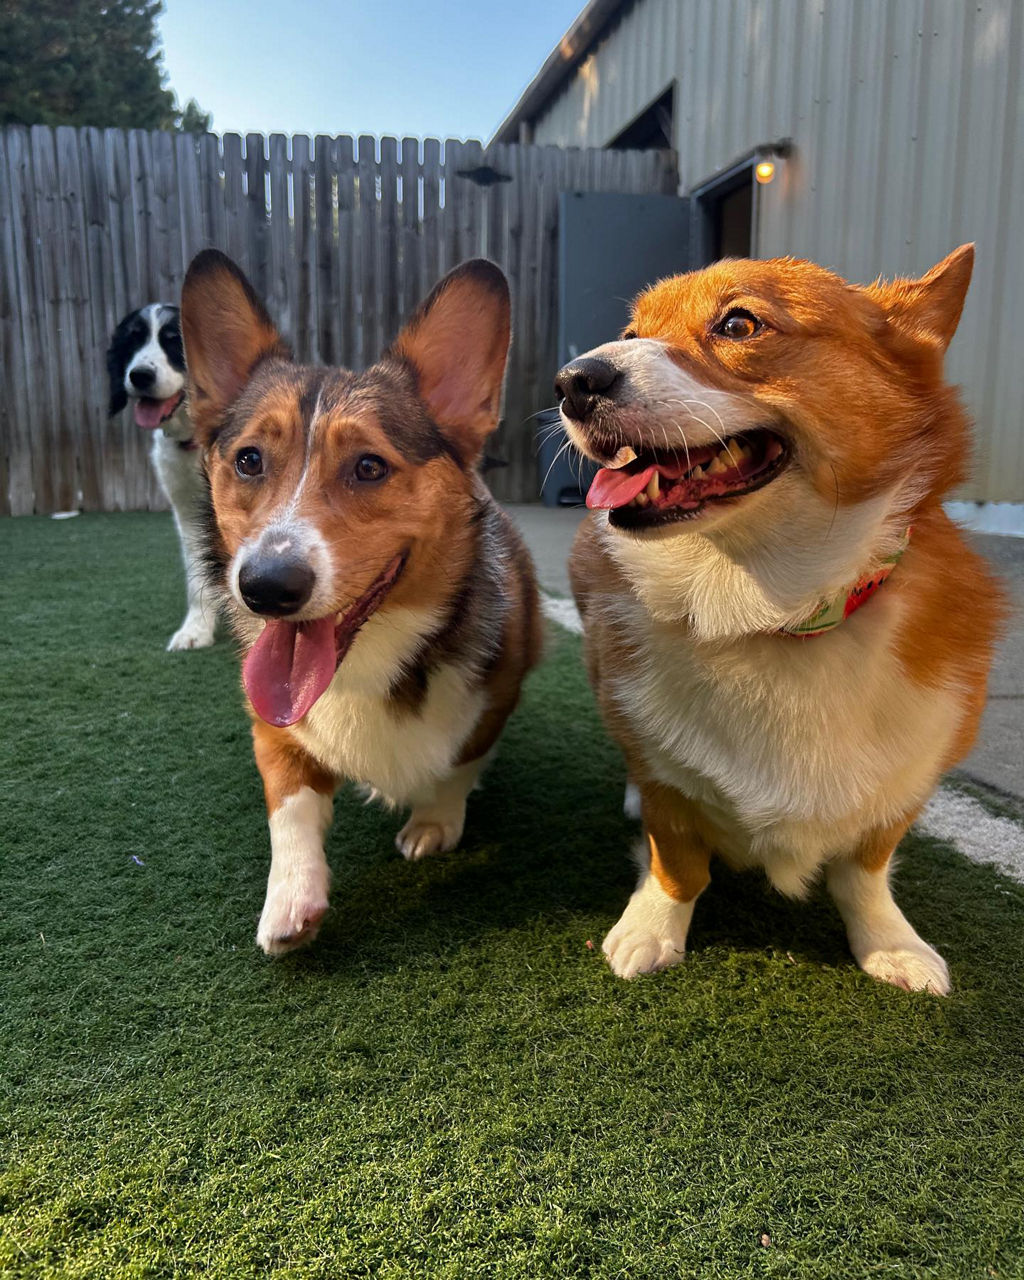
left=390, top=260, right=511, bottom=463
left=873, top=244, right=975, bottom=353
left=181, top=250, right=288, bottom=443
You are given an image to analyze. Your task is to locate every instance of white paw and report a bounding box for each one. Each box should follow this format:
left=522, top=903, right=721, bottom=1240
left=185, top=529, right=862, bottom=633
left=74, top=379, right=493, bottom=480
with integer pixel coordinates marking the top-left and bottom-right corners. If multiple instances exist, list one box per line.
left=396, top=816, right=462, bottom=862
left=859, top=941, right=951, bottom=995
left=602, top=873, right=694, bottom=979
left=166, top=620, right=215, bottom=651
left=256, top=875, right=329, bottom=956
left=603, top=919, right=688, bottom=979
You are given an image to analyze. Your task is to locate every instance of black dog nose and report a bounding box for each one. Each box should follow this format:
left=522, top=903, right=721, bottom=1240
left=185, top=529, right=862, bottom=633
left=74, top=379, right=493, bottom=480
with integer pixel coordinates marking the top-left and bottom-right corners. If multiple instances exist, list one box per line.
left=238, top=556, right=316, bottom=617
left=129, top=366, right=155, bottom=391
left=554, top=357, right=621, bottom=421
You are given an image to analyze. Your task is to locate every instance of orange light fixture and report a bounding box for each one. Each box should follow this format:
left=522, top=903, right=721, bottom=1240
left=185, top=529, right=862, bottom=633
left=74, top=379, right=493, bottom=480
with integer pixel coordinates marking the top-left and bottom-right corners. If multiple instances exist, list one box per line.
left=755, top=159, right=776, bottom=185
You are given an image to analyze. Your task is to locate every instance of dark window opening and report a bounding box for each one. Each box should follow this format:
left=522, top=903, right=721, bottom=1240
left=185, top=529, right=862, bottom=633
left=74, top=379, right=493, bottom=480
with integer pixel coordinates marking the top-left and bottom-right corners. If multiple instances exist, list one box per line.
left=608, top=85, right=674, bottom=151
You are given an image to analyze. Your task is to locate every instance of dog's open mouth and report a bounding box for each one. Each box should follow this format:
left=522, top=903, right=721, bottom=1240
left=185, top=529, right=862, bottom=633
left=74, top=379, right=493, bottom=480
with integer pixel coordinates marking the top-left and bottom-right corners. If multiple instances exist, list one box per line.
left=133, top=392, right=184, bottom=429
left=242, top=553, right=407, bottom=727
left=587, top=427, right=789, bottom=529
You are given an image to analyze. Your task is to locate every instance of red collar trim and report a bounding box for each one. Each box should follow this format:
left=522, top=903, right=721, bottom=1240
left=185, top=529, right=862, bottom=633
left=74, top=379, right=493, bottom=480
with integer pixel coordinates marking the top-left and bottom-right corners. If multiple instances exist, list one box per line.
left=780, top=527, right=912, bottom=638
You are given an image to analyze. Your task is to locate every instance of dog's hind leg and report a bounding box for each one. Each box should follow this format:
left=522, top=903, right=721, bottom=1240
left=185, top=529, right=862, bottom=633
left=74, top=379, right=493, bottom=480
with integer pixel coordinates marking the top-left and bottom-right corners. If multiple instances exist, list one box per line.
left=826, top=820, right=950, bottom=995
left=395, top=755, right=489, bottom=862
left=603, top=781, right=711, bottom=979
left=251, top=721, right=336, bottom=956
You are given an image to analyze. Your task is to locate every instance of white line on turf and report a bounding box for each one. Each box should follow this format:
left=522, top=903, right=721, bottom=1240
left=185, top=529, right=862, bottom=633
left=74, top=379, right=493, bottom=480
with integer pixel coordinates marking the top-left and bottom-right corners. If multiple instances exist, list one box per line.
left=540, top=592, right=1024, bottom=884
left=918, top=789, right=1024, bottom=883
left=541, top=593, right=582, bottom=634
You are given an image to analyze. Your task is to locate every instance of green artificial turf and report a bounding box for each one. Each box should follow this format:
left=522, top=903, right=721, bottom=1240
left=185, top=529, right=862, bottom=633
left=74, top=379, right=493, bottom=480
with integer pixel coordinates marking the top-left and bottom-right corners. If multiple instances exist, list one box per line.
left=2, top=512, right=1023, bottom=1279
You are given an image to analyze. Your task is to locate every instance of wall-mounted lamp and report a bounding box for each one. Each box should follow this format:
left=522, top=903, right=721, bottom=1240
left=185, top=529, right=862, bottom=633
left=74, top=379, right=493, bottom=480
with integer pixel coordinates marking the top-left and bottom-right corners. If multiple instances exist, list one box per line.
left=753, top=138, right=794, bottom=186
left=754, top=160, right=776, bottom=185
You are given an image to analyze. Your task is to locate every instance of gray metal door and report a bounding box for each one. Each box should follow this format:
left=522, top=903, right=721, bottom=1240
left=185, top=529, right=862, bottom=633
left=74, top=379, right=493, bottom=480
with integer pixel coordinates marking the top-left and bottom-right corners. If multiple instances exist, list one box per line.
left=540, top=191, right=695, bottom=506
left=559, top=191, right=694, bottom=362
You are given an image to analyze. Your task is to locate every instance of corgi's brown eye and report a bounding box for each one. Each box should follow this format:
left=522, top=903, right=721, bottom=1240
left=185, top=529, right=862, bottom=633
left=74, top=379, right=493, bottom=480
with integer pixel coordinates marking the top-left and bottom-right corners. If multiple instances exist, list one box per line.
left=355, top=454, right=388, bottom=483
left=235, top=447, right=263, bottom=477
left=715, top=309, right=762, bottom=340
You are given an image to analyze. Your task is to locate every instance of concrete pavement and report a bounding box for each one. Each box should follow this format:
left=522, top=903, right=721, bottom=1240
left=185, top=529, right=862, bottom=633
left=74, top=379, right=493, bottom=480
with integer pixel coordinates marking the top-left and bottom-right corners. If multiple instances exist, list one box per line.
left=505, top=505, right=1023, bottom=804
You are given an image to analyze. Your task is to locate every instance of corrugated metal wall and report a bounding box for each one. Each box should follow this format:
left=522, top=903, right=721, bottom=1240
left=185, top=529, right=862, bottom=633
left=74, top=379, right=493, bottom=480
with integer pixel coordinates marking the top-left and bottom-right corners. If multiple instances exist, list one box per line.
left=529, top=0, right=1023, bottom=503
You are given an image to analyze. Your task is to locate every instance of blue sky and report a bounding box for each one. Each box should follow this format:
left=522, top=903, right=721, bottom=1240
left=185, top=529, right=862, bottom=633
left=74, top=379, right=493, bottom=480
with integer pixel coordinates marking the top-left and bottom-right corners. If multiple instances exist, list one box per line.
left=158, top=0, right=583, bottom=141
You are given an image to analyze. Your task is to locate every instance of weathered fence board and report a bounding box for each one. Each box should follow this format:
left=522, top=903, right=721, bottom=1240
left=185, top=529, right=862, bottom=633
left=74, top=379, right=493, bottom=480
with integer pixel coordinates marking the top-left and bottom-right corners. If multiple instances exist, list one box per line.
left=0, top=127, right=676, bottom=514
left=1, top=129, right=36, bottom=514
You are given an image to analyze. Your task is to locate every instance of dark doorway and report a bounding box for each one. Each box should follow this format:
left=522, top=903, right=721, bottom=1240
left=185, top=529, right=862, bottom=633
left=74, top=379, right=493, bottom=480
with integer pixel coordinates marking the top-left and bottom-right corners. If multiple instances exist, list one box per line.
left=694, top=163, right=755, bottom=262
left=715, top=178, right=753, bottom=257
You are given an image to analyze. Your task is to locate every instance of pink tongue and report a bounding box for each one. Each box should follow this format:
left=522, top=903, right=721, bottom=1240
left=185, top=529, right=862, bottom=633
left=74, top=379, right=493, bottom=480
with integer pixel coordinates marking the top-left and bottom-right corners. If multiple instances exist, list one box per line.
left=133, top=396, right=181, bottom=428
left=242, top=617, right=338, bottom=727
left=586, top=464, right=655, bottom=510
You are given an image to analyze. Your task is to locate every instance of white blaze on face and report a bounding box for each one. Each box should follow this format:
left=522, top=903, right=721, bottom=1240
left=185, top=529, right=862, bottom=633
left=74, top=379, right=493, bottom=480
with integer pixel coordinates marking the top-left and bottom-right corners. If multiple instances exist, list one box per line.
left=228, top=399, right=339, bottom=623
left=125, top=304, right=186, bottom=402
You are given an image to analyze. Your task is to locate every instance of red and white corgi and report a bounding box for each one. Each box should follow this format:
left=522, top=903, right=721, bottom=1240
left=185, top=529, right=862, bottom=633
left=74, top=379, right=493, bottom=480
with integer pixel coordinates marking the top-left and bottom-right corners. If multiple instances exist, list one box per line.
left=558, top=246, right=1004, bottom=994
left=181, top=252, right=540, bottom=955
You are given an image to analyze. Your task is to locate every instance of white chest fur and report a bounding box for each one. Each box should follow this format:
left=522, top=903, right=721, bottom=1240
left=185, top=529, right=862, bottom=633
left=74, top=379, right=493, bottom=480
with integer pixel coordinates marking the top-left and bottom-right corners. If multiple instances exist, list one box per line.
left=149, top=419, right=204, bottom=510
left=288, top=605, right=486, bottom=806
left=604, top=589, right=963, bottom=895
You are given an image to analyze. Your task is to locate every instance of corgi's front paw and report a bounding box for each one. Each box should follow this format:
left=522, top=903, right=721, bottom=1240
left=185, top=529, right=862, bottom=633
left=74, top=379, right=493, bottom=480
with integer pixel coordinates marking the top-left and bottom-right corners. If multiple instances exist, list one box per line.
left=395, top=815, right=462, bottom=862
left=602, top=875, right=693, bottom=980
left=603, top=918, right=688, bottom=979
left=167, top=618, right=215, bottom=650
left=859, top=941, right=951, bottom=995
left=256, top=878, right=329, bottom=956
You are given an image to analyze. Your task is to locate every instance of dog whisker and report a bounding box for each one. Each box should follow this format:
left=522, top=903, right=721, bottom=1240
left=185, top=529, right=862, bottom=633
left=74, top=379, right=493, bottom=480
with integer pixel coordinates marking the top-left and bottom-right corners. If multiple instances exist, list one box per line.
left=660, top=396, right=741, bottom=467
left=540, top=437, right=574, bottom=496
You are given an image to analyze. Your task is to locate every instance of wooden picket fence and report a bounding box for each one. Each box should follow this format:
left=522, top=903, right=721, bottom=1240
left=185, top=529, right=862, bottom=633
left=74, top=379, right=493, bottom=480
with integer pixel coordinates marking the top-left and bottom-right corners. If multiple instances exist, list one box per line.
left=0, top=127, right=677, bottom=514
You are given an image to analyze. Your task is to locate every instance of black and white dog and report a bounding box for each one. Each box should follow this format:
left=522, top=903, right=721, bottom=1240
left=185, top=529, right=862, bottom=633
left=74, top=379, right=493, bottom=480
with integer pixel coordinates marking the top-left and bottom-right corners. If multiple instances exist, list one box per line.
left=106, top=304, right=219, bottom=650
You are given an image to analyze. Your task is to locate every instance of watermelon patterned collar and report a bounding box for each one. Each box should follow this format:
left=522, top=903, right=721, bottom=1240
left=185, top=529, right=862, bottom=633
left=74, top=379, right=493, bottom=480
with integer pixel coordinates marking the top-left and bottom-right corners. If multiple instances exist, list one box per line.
left=780, top=528, right=912, bottom=638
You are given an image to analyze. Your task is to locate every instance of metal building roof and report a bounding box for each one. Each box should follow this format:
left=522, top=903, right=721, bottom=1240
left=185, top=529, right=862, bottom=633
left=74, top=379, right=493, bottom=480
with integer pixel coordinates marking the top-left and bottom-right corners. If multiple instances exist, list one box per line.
left=491, top=0, right=629, bottom=143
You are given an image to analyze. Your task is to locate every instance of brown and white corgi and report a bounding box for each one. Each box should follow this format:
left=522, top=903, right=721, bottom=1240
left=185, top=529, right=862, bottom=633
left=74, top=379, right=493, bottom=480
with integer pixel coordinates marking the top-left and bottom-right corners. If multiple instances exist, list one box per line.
left=557, top=246, right=1003, bottom=994
left=181, top=251, right=540, bottom=955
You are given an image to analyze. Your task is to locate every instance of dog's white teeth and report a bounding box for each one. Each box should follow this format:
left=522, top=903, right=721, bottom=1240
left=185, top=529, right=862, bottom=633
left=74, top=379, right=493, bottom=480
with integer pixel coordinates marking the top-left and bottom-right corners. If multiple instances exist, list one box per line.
left=646, top=472, right=660, bottom=501
left=706, top=452, right=730, bottom=475
left=635, top=491, right=650, bottom=507
left=609, top=446, right=638, bottom=469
